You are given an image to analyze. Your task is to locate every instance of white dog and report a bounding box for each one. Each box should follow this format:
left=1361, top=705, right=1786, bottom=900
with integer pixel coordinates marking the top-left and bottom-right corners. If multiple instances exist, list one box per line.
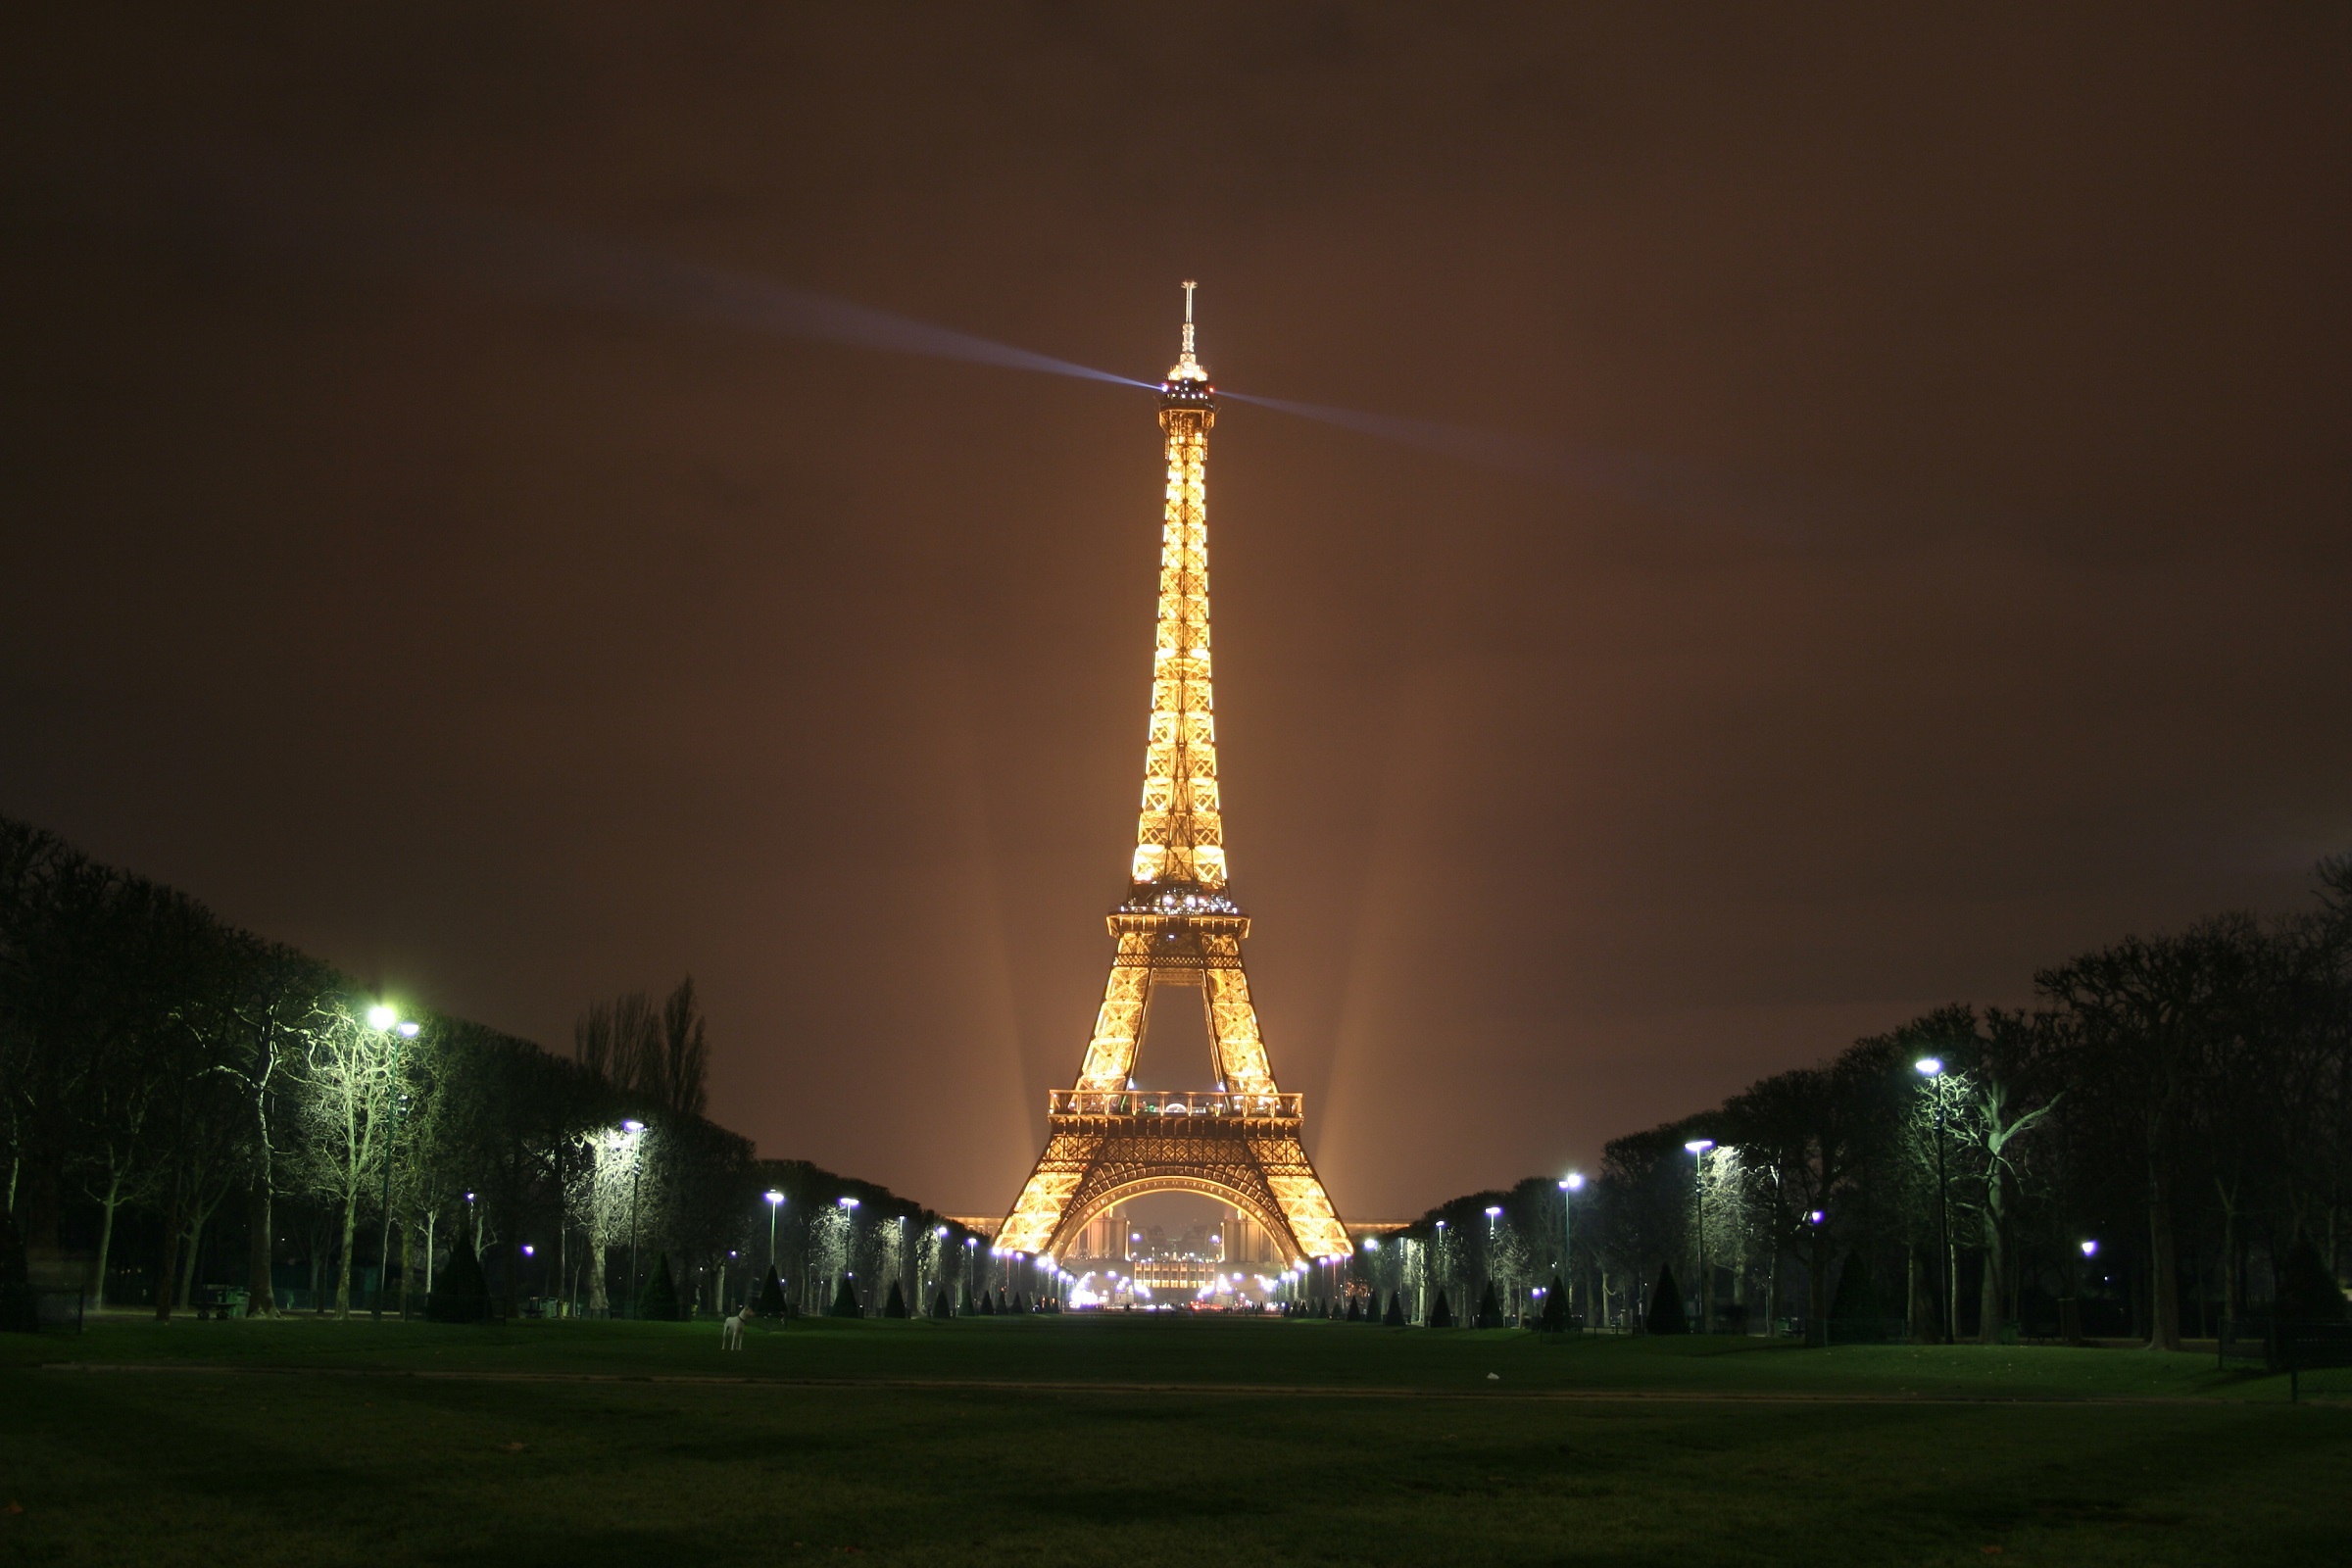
left=721, top=1303, right=751, bottom=1349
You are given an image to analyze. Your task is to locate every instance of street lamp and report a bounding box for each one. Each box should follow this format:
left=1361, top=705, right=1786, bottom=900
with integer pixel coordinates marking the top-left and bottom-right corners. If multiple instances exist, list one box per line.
left=1685, top=1140, right=1715, bottom=1334
left=835, top=1196, right=860, bottom=1311
left=1916, top=1057, right=1953, bottom=1345
left=1433, top=1219, right=1447, bottom=1325
left=620, top=1120, right=646, bottom=1315
left=1483, top=1205, right=1503, bottom=1324
left=764, top=1190, right=784, bottom=1275
left=1558, top=1172, right=1585, bottom=1329
left=365, top=1005, right=418, bottom=1322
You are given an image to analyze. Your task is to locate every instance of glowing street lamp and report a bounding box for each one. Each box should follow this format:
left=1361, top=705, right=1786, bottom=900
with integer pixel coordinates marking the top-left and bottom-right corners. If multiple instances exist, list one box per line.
left=1557, top=1172, right=1585, bottom=1329
left=617, top=1120, right=646, bottom=1314
left=363, top=1003, right=418, bottom=1322
left=1916, top=1056, right=1953, bottom=1344
left=1685, top=1141, right=1716, bottom=1333
left=762, top=1190, right=785, bottom=1274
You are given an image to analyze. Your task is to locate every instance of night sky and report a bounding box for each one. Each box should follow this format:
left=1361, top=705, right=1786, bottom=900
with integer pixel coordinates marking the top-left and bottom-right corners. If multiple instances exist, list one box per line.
left=7, top=7, right=2348, bottom=1218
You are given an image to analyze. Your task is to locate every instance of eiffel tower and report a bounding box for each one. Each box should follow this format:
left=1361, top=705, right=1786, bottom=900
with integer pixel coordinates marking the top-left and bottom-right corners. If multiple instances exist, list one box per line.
left=997, top=284, right=1349, bottom=1267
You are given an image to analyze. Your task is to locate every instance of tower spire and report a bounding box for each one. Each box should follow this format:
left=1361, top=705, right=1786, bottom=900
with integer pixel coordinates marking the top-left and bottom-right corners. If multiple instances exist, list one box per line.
left=1166, top=279, right=1208, bottom=386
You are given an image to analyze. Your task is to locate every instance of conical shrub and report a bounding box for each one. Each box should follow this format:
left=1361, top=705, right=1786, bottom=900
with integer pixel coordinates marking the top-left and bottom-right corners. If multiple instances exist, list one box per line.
left=1430, top=1290, right=1453, bottom=1328
left=425, top=1224, right=490, bottom=1323
left=1828, top=1250, right=1882, bottom=1341
left=1646, top=1263, right=1688, bottom=1335
left=0, top=1208, right=34, bottom=1334
left=931, top=1289, right=951, bottom=1320
left=884, top=1281, right=907, bottom=1318
left=1011, top=1292, right=1027, bottom=1314
left=637, top=1252, right=680, bottom=1322
left=829, top=1275, right=860, bottom=1318
left=1540, top=1274, right=1568, bottom=1333
left=1383, top=1292, right=1405, bottom=1327
left=1476, top=1281, right=1503, bottom=1329
left=756, top=1267, right=786, bottom=1317
left=2277, top=1232, right=2348, bottom=1321
left=978, top=1291, right=995, bottom=1315
left=1346, top=1296, right=1361, bottom=1322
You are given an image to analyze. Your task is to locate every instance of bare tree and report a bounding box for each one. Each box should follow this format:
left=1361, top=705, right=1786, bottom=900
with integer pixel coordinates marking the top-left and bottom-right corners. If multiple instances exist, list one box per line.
left=290, top=1004, right=404, bottom=1317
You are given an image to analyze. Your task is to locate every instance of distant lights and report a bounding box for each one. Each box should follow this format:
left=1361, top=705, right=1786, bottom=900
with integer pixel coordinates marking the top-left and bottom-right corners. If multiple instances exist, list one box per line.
left=2080, top=1239, right=2099, bottom=1258
left=1559, top=1172, right=1586, bottom=1192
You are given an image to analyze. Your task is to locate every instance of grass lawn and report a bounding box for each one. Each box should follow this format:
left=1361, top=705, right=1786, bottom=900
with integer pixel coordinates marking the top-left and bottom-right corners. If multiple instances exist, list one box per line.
left=4, top=1314, right=2346, bottom=1565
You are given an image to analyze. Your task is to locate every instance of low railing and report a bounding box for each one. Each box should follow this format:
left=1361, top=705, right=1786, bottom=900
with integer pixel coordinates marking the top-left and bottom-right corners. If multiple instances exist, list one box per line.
left=1050, top=1089, right=1301, bottom=1119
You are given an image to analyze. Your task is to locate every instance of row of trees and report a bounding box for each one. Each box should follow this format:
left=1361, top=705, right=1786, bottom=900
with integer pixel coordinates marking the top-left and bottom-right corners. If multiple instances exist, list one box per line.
left=0, top=814, right=988, bottom=1321
left=1364, top=855, right=2352, bottom=1347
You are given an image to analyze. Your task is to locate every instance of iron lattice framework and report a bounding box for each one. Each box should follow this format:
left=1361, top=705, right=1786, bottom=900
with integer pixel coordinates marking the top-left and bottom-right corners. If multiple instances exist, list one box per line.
left=999, top=285, right=1349, bottom=1265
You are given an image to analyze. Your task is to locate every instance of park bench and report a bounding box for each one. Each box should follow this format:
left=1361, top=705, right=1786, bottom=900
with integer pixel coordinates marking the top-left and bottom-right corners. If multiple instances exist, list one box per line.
left=190, top=1287, right=249, bottom=1320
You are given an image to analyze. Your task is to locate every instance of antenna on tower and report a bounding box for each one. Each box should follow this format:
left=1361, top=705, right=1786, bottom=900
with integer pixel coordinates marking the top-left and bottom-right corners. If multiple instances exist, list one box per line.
left=1181, top=280, right=1197, bottom=356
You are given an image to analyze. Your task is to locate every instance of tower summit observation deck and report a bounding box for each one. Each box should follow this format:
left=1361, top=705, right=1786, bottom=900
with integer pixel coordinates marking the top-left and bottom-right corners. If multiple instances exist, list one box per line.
left=996, top=284, right=1349, bottom=1267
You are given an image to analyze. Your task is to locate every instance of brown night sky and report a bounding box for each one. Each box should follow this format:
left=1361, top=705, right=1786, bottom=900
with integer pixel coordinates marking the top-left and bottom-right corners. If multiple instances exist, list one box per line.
left=5, top=7, right=2348, bottom=1218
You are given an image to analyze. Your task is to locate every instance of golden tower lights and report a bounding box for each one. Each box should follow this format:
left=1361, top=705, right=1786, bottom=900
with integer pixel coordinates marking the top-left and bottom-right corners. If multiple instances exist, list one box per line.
left=997, top=284, right=1349, bottom=1267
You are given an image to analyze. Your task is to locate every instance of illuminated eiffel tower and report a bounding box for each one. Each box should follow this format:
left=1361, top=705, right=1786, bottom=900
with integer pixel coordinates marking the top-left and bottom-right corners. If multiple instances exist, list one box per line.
left=997, top=284, right=1349, bottom=1267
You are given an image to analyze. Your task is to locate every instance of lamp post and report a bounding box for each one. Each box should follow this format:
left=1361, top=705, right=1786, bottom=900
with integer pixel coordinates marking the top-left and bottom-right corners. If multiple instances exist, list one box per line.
left=1557, top=1173, right=1585, bottom=1329
left=621, top=1120, right=646, bottom=1315
left=963, top=1236, right=978, bottom=1314
left=1483, top=1205, right=1503, bottom=1323
left=1432, top=1219, right=1447, bottom=1325
left=365, top=1005, right=419, bottom=1323
left=1685, top=1140, right=1716, bottom=1333
left=1915, top=1057, right=1952, bottom=1345
left=763, top=1190, right=784, bottom=1276
left=835, top=1196, right=860, bottom=1311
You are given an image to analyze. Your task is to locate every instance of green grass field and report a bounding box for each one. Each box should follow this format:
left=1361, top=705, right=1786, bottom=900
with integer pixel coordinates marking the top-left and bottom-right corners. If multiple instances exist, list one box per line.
left=4, top=1314, right=2345, bottom=1566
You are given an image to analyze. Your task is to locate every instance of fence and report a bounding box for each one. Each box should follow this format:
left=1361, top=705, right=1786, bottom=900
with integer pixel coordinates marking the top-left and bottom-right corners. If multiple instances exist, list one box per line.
left=2218, top=1318, right=2352, bottom=1402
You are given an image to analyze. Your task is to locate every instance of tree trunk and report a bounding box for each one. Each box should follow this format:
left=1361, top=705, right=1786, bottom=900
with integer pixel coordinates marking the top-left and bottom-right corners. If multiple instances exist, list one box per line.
left=1978, top=1193, right=2007, bottom=1346
left=334, top=1192, right=358, bottom=1318
left=20, top=1157, right=63, bottom=1259
left=1805, top=1237, right=1831, bottom=1348
left=153, top=1172, right=183, bottom=1322
left=589, top=1237, right=610, bottom=1313
left=246, top=1182, right=276, bottom=1317
left=2146, top=1171, right=2181, bottom=1350
left=177, top=1214, right=205, bottom=1309
left=2219, top=1188, right=2240, bottom=1325
left=1905, top=1244, right=1925, bottom=1342
left=92, top=1186, right=122, bottom=1309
